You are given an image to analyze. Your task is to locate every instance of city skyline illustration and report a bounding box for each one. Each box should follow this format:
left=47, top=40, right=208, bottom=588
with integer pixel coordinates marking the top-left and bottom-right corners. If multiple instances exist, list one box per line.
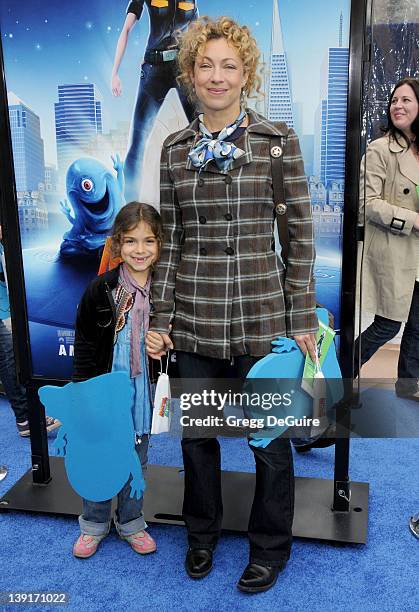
left=5, top=5, right=349, bottom=173
left=4, top=0, right=348, bottom=242
left=1, top=0, right=350, bottom=167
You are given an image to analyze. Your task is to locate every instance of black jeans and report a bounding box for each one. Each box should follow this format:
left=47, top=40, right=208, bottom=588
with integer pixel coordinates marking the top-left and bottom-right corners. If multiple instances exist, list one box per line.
left=354, top=282, right=419, bottom=393
left=177, top=351, right=294, bottom=569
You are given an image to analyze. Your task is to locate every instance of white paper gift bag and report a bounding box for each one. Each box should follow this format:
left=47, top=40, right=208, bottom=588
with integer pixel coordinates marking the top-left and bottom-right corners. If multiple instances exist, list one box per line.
left=151, top=355, right=172, bottom=434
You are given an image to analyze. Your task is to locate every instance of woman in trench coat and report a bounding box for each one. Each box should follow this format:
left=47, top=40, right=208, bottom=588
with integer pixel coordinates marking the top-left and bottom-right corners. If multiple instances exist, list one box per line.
left=356, top=77, right=419, bottom=400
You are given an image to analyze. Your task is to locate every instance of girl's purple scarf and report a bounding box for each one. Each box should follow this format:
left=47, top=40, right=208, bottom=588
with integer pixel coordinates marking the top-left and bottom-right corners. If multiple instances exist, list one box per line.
left=118, top=263, right=151, bottom=378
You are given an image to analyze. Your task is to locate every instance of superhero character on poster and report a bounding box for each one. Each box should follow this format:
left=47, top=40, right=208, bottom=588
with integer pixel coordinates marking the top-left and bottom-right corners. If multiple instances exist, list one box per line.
left=111, top=0, right=198, bottom=201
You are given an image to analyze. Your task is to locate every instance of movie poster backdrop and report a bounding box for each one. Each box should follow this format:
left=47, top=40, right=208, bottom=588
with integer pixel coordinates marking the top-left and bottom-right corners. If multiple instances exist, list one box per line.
left=0, top=0, right=350, bottom=378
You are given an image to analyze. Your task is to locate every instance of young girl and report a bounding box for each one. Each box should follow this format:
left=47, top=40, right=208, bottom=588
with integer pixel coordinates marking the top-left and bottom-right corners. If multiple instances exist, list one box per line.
left=72, top=201, right=165, bottom=558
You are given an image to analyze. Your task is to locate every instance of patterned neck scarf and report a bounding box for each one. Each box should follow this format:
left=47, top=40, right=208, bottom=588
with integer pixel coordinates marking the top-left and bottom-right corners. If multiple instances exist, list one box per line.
left=118, top=263, right=151, bottom=378
left=188, top=108, right=246, bottom=172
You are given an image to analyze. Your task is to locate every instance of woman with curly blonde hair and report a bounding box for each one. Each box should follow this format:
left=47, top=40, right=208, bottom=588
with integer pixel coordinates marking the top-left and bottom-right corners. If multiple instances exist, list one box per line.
left=177, top=15, right=262, bottom=102
left=147, top=16, right=317, bottom=593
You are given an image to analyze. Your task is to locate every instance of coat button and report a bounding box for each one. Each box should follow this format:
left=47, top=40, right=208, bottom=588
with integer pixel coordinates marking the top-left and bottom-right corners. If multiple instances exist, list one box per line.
left=403, top=188, right=410, bottom=194
left=270, top=145, right=283, bottom=158
left=198, top=177, right=205, bottom=187
left=224, top=213, right=233, bottom=221
left=199, top=215, right=207, bottom=224
left=225, top=247, right=234, bottom=255
left=200, top=247, right=207, bottom=256
left=224, top=175, right=232, bottom=185
left=275, top=203, right=287, bottom=215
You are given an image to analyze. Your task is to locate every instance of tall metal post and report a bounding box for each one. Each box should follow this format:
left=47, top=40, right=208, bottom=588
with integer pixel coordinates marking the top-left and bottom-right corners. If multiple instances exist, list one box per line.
left=333, top=0, right=369, bottom=512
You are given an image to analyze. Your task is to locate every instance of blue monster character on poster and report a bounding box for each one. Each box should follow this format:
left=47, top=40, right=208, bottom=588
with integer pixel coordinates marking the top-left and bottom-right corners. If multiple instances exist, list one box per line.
left=39, top=371, right=145, bottom=502
left=59, top=155, right=125, bottom=259
left=21, top=154, right=124, bottom=378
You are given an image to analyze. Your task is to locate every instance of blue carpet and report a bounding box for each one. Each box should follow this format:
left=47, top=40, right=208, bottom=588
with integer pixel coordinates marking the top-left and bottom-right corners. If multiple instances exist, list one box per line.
left=0, top=396, right=418, bottom=612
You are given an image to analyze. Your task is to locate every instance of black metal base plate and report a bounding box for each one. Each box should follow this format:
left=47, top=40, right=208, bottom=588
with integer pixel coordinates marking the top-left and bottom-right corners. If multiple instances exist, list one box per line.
left=0, top=458, right=368, bottom=544
left=0, top=457, right=82, bottom=516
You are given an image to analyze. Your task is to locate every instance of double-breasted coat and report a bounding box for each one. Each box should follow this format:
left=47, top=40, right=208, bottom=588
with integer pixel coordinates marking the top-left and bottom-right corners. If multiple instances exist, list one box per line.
left=150, top=109, right=317, bottom=359
left=360, top=135, right=419, bottom=322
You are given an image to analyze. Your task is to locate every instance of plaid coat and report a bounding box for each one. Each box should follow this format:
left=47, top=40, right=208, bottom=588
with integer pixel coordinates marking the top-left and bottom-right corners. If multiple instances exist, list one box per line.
left=150, top=109, right=317, bottom=359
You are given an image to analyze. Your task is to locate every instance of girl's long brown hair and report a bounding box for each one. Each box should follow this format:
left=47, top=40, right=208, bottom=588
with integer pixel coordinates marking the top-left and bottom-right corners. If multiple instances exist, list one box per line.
left=110, top=202, right=163, bottom=259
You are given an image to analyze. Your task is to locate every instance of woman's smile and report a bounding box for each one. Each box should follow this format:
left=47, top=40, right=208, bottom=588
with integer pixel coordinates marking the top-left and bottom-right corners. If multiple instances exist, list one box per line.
left=390, top=83, right=419, bottom=137
left=191, top=38, right=247, bottom=128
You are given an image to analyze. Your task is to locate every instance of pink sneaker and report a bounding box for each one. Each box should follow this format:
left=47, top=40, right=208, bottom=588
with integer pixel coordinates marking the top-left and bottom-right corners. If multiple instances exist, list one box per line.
left=73, top=534, right=106, bottom=558
left=123, top=530, right=157, bottom=554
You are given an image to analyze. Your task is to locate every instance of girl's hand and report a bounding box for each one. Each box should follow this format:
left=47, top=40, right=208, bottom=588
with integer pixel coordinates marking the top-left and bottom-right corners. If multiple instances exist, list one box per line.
left=146, top=331, right=173, bottom=359
left=293, top=333, right=317, bottom=363
left=146, top=331, right=165, bottom=354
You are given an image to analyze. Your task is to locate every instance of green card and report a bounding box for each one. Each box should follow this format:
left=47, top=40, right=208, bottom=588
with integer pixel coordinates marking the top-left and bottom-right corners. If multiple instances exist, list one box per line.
left=301, top=320, right=336, bottom=397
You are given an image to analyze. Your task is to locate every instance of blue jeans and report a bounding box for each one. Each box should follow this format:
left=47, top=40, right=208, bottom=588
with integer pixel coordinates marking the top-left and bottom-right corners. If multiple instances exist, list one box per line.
left=355, top=282, right=419, bottom=393
left=79, top=435, right=149, bottom=537
left=0, top=319, right=28, bottom=422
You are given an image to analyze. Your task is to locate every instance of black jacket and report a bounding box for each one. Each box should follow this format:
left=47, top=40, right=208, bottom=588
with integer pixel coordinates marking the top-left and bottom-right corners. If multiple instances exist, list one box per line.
left=73, top=266, right=159, bottom=383
left=73, top=267, right=120, bottom=382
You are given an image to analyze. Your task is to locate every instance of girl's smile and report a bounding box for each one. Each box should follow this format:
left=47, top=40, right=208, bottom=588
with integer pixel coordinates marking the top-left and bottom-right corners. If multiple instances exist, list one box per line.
left=120, top=221, right=159, bottom=284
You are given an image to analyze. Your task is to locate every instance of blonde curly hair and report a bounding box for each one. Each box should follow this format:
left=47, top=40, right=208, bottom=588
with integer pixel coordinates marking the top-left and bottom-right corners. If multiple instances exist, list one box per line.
left=177, top=16, right=262, bottom=101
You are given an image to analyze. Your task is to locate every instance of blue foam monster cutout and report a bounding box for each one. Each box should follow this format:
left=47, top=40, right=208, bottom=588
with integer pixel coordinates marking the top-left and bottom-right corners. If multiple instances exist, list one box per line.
left=59, top=155, right=124, bottom=259
left=247, top=308, right=343, bottom=448
left=38, top=371, right=145, bottom=502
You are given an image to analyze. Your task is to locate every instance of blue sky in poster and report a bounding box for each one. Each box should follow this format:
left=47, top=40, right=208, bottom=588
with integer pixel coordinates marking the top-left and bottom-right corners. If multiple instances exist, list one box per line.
left=1, top=0, right=350, bottom=164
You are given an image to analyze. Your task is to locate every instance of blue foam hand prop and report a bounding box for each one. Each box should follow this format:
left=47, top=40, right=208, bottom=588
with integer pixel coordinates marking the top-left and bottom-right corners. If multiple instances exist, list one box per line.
left=38, top=371, right=145, bottom=502
left=248, top=308, right=343, bottom=448
left=128, top=452, right=145, bottom=500
left=271, top=337, right=299, bottom=353
left=54, top=428, right=68, bottom=457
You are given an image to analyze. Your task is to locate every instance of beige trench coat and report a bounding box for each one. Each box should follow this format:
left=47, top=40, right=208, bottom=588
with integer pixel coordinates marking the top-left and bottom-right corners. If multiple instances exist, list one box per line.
left=360, top=135, right=419, bottom=322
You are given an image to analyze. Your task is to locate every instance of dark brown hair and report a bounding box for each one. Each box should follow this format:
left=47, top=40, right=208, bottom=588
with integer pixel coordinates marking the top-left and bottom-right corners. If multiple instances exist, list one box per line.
left=385, top=77, right=419, bottom=147
left=110, top=202, right=163, bottom=259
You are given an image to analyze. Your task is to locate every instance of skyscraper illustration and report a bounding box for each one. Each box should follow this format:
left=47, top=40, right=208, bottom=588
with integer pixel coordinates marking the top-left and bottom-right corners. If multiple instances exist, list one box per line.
left=314, top=99, right=328, bottom=181
left=54, top=83, right=102, bottom=179
left=8, top=92, right=45, bottom=193
left=267, top=0, right=294, bottom=126
left=316, top=14, right=349, bottom=184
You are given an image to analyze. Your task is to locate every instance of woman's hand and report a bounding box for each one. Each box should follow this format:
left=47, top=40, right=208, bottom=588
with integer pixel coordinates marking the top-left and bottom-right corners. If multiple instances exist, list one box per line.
left=146, top=331, right=173, bottom=359
left=413, top=214, right=419, bottom=231
left=293, top=333, right=317, bottom=363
